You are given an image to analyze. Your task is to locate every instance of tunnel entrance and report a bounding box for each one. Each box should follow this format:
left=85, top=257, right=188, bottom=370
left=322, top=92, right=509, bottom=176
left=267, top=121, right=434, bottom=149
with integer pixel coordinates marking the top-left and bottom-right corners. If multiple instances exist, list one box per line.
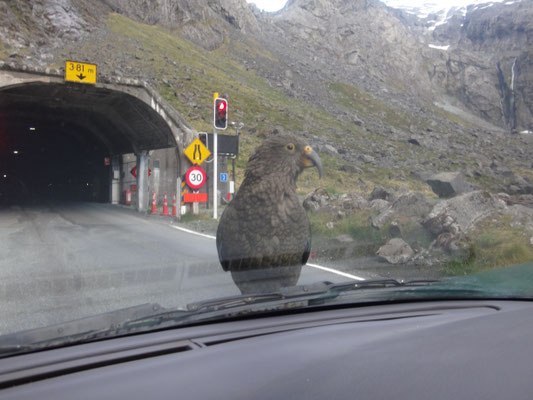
left=1, top=119, right=111, bottom=203
left=0, top=80, right=181, bottom=207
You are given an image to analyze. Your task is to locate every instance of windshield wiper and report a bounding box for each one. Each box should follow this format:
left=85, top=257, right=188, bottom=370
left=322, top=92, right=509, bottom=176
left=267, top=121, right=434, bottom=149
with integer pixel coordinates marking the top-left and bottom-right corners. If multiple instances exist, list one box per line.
left=185, top=282, right=331, bottom=312
left=327, top=278, right=440, bottom=292
left=117, top=282, right=337, bottom=332
left=120, top=278, right=441, bottom=329
left=184, top=279, right=439, bottom=313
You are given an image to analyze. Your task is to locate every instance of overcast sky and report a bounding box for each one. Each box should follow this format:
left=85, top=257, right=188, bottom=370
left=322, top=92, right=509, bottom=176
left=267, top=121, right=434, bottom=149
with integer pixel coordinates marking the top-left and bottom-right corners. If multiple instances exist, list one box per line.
left=245, top=0, right=508, bottom=13
left=246, top=0, right=287, bottom=12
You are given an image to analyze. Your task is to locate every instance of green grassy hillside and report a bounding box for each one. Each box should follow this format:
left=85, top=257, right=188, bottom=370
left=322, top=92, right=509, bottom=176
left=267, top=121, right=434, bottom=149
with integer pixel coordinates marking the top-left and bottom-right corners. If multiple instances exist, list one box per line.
left=54, top=13, right=438, bottom=195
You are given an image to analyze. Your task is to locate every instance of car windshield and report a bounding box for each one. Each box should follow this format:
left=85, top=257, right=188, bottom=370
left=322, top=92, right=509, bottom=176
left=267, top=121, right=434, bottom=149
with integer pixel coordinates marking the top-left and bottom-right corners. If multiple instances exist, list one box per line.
left=0, top=0, right=532, bottom=354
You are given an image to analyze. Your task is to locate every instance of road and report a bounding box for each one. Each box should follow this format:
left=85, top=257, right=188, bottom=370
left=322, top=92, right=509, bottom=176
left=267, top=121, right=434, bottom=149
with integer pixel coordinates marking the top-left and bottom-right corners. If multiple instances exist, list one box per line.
left=0, top=202, right=361, bottom=335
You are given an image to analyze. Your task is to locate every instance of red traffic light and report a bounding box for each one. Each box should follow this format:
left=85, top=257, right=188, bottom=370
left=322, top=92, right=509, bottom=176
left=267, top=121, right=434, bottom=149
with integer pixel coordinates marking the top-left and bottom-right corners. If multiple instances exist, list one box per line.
left=214, top=98, right=228, bottom=130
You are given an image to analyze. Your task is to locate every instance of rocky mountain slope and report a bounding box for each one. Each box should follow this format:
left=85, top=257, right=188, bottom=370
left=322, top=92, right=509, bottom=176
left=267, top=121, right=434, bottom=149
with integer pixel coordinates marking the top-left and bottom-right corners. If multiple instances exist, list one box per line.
left=391, top=0, right=533, bottom=133
left=0, top=0, right=531, bottom=195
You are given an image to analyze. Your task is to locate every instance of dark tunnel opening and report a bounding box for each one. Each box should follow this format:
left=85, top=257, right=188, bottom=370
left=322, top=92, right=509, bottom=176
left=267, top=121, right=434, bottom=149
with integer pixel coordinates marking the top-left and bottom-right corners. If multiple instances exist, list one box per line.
left=0, top=80, right=176, bottom=206
left=0, top=120, right=110, bottom=204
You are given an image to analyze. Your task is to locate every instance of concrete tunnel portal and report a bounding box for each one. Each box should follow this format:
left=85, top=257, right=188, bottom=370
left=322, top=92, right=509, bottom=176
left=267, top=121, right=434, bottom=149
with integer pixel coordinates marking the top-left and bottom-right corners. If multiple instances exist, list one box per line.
left=0, top=66, right=195, bottom=210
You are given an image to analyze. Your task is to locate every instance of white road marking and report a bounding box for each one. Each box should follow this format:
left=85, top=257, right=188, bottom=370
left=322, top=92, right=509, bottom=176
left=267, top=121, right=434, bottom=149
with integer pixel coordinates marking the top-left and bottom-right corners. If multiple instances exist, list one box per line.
left=170, top=224, right=217, bottom=240
left=170, top=224, right=365, bottom=281
left=306, top=263, right=365, bottom=281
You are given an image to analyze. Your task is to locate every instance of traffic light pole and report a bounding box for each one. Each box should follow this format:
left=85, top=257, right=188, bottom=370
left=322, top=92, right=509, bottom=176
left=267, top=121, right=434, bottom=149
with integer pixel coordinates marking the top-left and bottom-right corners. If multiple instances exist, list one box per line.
left=213, top=126, right=218, bottom=219
left=212, top=93, right=227, bottom=219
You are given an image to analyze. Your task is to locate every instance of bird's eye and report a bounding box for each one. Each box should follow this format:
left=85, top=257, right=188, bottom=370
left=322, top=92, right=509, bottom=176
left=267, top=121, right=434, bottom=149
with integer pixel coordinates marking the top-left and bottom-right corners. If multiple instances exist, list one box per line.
left=286, top=143, right=295, bottom=152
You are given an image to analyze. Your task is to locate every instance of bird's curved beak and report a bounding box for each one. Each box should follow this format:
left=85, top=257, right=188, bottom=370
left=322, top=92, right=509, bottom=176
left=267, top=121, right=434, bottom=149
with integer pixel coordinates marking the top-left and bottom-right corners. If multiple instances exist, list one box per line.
left=301, top=146, right=323, bottom=178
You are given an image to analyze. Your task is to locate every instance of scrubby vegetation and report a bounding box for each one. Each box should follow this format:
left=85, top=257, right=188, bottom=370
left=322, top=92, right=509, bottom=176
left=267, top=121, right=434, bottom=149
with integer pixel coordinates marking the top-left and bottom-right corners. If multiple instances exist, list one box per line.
left=445, top=215, right=533, bottom=276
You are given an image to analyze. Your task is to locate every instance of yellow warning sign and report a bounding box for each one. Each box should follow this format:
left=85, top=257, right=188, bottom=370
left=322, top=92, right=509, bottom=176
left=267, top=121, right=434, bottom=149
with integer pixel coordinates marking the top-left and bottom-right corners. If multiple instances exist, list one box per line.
left=185, top=138, right=211, bottom=165
left=65, top=61, right=97, bottom=84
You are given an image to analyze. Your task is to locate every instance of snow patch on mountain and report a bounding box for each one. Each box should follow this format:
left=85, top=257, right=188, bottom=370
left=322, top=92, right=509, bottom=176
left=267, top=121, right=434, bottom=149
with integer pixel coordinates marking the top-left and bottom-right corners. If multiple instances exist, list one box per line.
left=428, top=43, right=449, bottom=50
left=382, top=0, right=521, bottom=31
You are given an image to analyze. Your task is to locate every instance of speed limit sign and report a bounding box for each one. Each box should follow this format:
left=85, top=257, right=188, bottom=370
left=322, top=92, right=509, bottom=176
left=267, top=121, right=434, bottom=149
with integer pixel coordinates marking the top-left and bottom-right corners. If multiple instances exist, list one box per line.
left=185, top=166, right=207, bottom=190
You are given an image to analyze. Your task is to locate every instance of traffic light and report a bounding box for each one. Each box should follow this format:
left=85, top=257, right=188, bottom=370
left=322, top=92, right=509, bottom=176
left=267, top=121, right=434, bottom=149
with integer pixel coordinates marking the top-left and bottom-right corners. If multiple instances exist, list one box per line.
left=214, top=97, right=228, bottom=130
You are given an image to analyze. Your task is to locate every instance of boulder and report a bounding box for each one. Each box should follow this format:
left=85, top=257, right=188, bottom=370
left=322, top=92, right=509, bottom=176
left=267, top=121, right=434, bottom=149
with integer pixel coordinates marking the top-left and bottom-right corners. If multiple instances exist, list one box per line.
left=376, top=238, right=414, bottom=264
left=391, top=192, right=432, bottom=218
left=303, top=200, right=321, bottom=212
left=368, top=199, right=391, bottom=213
left=325, top=144, right=338, bottom=153
left=423, top=190, right=507, bottom=236
left=426, top=171, right=472, bottom=198
left=360, top=154, right=375, bottom=164
left=303, top=187, right=330, bottom=212
left=369, top=185, right=396, bottom=202
left=370, top=210, right=394, bottom=229
left=353, top=117, right=364, bottom=126
left=341, top=193, right=368, bottom=210
left=370, top=192, right=432, bottom=229
left=431, top=231, right=470, bottom=257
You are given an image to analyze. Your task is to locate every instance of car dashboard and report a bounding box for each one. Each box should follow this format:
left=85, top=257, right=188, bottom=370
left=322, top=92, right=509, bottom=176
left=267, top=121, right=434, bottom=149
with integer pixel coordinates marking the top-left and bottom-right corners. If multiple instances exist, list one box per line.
left=1, top=299, right=532, bottom=399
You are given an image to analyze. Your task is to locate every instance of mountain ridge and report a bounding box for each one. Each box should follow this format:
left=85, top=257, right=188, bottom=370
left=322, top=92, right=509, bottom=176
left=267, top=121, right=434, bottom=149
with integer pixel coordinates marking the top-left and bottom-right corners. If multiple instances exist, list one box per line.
left=0, top=0, right=531, bottom=196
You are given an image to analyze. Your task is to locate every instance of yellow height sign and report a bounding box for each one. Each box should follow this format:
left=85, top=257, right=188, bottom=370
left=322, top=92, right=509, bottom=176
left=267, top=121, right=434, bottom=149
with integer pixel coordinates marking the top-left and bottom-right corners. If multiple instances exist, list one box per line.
left=184, top=138, right=211, bottom=165
left=65, top=61, right=97, bottom=84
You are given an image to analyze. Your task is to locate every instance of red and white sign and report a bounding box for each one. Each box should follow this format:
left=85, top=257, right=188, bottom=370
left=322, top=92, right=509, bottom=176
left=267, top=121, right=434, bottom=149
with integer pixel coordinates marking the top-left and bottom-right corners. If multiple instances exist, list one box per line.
left=104, top=157, right=110, bottom=166
left=184, top=193, right=208, bottom=203
left=185, top=166, right=206, bottom=190
left=130, top=166, right=151, bottom=178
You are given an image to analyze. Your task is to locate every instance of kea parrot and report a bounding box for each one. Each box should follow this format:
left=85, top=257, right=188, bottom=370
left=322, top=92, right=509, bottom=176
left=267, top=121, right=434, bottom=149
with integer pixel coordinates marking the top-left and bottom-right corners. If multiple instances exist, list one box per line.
left=216, top=133, right=323, bottom=294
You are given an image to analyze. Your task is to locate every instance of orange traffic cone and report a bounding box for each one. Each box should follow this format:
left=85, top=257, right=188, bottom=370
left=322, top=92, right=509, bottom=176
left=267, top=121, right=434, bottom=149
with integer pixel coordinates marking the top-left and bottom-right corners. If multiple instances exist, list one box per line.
left=151, top=191, right=157, bottom=214
left=172, top=193, right=177, bottom=217
left=161, top=192, right=169, bottom=216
